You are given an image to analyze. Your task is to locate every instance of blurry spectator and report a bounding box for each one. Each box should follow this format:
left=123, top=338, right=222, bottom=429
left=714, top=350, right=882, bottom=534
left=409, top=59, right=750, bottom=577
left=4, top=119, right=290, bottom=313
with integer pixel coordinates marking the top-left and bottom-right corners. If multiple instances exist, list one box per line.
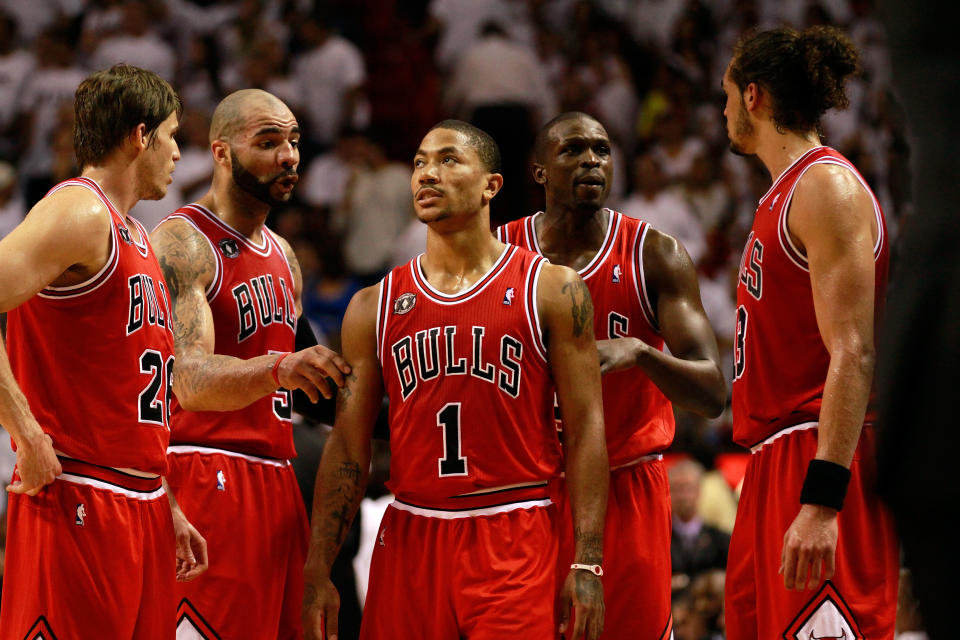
left=291, top=14, right=368, bottom=151
left=0, top=161, right=27, bottom=238
left=78, top=0, right=126, bottom=59
left=670, top=459, right=730, bottom=592
left=621, top=153, right=707, bottom=264
left=427, top=0, right=535, bottom=73
left=90, top=1, right=176, bottom=81
left=331, top=133, right=413, bottom=283
left=896, top=570, right=929, bottom=640
left=299, top=133, right=361, bottom=214
left=650, top=108, right=708, bottom=183
left=680, top=151, right=735, bottom=233
left=0, top=11, right=35, bottom=160
left=295, top=237, right=361, bottom=351
left=175, top=35, right=224, bottom=114
left=574, top=31, right=639, bottom=156
left=390, top=210, right=426, bottom=269
left=225, top=36, right=298, bottom=110
left=0, top=0, right=80, bottom=42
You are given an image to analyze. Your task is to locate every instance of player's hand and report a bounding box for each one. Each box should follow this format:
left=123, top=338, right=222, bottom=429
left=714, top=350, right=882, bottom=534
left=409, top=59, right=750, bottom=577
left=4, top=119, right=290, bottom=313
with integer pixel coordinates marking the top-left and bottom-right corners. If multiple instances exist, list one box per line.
left=780, top=503, right=838, bottom=590
left=558, top=569, right=604, bottom=640
left=597, top=338, right=642, bottom=375
left=6, top=430, right=61, bottom=495
left=302, top=572, right=340, bottom=640
left=277, top=346, right=351, bottom=402
left=171, top=506, right=209, bottom=582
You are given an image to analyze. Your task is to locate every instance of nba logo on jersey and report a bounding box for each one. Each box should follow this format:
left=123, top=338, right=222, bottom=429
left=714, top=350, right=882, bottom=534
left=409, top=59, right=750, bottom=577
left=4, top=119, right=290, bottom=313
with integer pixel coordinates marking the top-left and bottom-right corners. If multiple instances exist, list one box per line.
left=219, top=238, right=240, bottom=258
left=216, top=469, right=226, bottom=491
left=503, top=287, right=515, bottom=305
left=612, top=264, right=622, bottom=283
left=117, top=223, right=133, bottom=244
left=769, top=192, right=782, bottom=210
left=393, top=292, right=417, bottom=315
left=75, top=503, right=86, bottom=526
left=783, top=583, right=862, bottom=640
left=379, top=527, right=387, bottom=547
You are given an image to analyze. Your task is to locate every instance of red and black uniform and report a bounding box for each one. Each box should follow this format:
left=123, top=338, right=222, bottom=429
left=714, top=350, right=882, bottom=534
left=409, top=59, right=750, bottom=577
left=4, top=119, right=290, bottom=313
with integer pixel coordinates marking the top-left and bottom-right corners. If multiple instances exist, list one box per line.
left=499, top=209, right=674, bottom=639
left=726, top=147, right=898, bottom=640
left=1, top=177, right=176, bottom=639
left=161, top=204, right=307, bottom=640
left=362, top=245, right=559, bottom=639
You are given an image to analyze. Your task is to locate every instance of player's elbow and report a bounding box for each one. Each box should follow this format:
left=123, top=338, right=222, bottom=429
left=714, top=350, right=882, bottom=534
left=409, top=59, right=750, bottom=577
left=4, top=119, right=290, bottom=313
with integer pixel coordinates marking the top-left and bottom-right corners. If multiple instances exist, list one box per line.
left=702, top=370, right=727, bottom=418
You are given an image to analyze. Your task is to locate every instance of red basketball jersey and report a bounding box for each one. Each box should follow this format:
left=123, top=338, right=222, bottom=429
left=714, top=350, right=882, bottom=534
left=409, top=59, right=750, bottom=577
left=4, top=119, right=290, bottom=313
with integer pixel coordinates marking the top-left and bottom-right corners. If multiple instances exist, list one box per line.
left=162, top=204, right=298, bottom=459
left=5, top=177, right=174, bottom=474
left=498, top=210, right=675, bottom=466
left=377, top=245, right=560, bottom=509
left=732, top=147, right=889, bottom=448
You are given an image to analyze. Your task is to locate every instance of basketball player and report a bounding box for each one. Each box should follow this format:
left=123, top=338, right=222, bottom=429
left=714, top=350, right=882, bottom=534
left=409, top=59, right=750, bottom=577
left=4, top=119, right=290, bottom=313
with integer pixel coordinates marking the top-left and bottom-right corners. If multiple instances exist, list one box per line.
left=721, top=27, right=898, bottom=639
left=151, top=89, right=351, bottom=639
left=497, top=112, right=726, bottom=639
left=302, top=120, right=608, bottom=640
left=0, top=64, right=206, bottom=639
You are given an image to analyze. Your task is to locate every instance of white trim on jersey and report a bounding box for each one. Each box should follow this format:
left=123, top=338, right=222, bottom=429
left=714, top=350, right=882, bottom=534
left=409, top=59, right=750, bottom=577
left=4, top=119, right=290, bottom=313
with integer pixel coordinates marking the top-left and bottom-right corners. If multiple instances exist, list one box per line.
left=376, top=275, right=390, bottom=365
left=411, top=244, right=513, bottom=304
left=126, top=214, right=151, bottom=258
left=158, top=213, right=224, bottom=299
left=166, top=444, right=291, bottom=467
left=757, top=146, right=827, bottom=207
left=578, top=209, right=620, bottom=281
left=58, top=473, right=167, bottom=500
left=180, top=203, right=273, bottom=257
left=389, top=497, right=552, bottom=519
left=632, top=221, right=659, bottom=331
left=749, top=421, right=818, bottom=453
left=524, top=257, right=548, bottom=362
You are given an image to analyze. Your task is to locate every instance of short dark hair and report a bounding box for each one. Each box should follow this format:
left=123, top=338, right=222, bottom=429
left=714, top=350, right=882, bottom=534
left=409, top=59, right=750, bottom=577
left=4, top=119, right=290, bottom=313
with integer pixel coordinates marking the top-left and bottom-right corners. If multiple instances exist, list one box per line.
left=534, top=111, right=602, bottom=162
left=729, top=26, right=860, bottom=135
left=429, top=119, right=501, bottom=173
left=73, top=64, right=182, bottom=169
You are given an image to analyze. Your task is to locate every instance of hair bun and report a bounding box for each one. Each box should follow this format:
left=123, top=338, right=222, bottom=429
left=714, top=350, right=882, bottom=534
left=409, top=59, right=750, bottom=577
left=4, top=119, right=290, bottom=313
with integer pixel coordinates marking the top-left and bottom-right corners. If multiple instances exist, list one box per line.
left=798, top=26, right=860, bottom=112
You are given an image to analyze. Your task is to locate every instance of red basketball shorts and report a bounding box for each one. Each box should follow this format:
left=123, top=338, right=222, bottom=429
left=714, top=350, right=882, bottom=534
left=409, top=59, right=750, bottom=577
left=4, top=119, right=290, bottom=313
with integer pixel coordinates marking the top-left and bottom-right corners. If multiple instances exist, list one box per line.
left=166, top=446, right=309, bottom=640
left=551, top=455, right=673, bottom=639
left=725, top=425, right=898, bottom=640
left=0, top=458, right=175, bottom=640
left=359, top=499, right=557, bottom=640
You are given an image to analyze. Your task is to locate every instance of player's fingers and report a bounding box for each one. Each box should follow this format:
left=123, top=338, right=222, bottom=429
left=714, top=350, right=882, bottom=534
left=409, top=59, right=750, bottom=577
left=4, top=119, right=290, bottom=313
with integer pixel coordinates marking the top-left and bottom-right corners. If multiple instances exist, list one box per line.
left=313, top=346, right=352, bottom=375
left=588, top=606, right=604, bottom=640
left=289, top=373, right=321, bottom=403
left=823, top=547, right=836, bottom=582
left=325, top=604, right=339, bottom=640
left=297, top=367, right=335, bottom=400
left=571, top=604, right=587, bottom=640
left=781, top=543, right=797, bottom=589
left=794, top=547, right=811, bottom=592
left=558, top=587, right=572, bottom=634
left=808, top=552, right=822, bottom=589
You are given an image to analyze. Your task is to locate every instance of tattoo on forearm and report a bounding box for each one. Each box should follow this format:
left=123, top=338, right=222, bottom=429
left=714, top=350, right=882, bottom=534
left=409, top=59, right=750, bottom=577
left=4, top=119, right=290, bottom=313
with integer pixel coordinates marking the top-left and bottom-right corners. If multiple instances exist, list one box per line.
left=324, top=462, right=362, bottom=551
left=574, top=527, right=603, bottom=564
left=303, top=582, right=319, bottom=607
left=561, top=280, right=594, bottom=337
left=335, top=373, right=358, bottom=414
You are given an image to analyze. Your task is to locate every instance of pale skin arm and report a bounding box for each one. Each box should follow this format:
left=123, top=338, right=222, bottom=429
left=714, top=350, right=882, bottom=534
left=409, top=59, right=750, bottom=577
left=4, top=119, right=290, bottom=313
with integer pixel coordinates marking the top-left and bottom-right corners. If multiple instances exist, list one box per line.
left=597, top=229, right=726, bottom=417
left=540, top=264, right=608, bottom=640
left=779, top=163, right=880, bottom=591
left=0, top=187, right=113, bottom=494
left=302, top=285, right=381, bottom=640
left=151, top=219, right=350, bottom=412
left=163, top=478, right=209, bottom=581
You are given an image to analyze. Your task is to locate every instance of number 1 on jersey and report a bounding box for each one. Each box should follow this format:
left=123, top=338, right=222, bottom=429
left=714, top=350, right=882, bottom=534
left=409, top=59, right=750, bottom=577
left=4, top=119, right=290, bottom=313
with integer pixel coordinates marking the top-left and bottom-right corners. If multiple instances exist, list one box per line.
left=437, top=402, right=468, bottom=477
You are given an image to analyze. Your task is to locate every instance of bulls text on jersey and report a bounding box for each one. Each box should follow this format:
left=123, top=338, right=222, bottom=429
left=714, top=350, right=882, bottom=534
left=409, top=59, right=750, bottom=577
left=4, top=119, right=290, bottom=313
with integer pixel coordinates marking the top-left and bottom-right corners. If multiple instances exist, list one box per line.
left=391, top=325, right=523, bottom=401
left=127, top=274, right=170, bottom=335
left=232, top=274, right=296, bottom=342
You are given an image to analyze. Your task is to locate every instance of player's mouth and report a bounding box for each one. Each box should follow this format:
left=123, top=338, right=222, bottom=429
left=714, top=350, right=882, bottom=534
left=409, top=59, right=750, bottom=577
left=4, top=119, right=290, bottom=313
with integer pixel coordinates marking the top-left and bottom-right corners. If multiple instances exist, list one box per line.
left=416, top=187, right=443, bottom=205
left=574, top=173, right=605, bottom=189
left=275, top=174, right=299, bottom=192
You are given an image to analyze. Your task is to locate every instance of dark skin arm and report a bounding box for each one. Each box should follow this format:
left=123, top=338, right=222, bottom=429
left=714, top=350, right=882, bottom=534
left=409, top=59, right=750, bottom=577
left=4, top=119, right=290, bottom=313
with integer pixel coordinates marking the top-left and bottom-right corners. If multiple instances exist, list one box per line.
left=540, top=264, right=608, bottom=640
left=302, top=285, right=382, bottom=640
left=597, top=229, right=726, bottom=417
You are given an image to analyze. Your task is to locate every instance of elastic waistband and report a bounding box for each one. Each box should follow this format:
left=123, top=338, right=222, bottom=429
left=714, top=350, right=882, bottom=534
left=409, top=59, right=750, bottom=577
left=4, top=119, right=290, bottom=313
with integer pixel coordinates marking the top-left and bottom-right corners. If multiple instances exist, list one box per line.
left=749, top=422, right=818, bottom=453
left=167, top=444, right=290, bottom=467
left=390, top=497, right=552, bottom=519
left=56, top=457, right=165, bottom=499
left=611, top=452, right=663, bottom=471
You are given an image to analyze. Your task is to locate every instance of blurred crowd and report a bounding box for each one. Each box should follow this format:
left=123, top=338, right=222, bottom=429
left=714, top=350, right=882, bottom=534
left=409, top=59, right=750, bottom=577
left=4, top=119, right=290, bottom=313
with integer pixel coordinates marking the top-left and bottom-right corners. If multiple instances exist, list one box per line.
left=0, top=0, right=919, bottom=636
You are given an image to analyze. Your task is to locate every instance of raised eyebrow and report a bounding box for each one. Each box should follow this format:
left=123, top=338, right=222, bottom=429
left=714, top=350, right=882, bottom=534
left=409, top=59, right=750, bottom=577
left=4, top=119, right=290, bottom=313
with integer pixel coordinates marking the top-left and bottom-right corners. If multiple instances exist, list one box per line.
left=254, top=125, right=300, bottom=137
left=413, top=146, right=461, bottom=160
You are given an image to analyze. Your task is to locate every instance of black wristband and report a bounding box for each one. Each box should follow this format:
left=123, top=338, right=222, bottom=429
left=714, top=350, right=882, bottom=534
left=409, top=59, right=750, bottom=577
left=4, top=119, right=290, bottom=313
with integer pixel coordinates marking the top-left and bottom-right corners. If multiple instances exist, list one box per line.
left=799, top=459, right=851, bottom=511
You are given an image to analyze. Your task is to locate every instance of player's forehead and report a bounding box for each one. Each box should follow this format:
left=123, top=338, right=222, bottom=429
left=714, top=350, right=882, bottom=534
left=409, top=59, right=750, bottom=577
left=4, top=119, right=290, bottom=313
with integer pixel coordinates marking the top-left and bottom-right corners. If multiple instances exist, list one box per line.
left=416, top=128, right=479, bottom=160
left=549, top=116, right=608, bottom=146
left=239, top=101, right=299, bottom=138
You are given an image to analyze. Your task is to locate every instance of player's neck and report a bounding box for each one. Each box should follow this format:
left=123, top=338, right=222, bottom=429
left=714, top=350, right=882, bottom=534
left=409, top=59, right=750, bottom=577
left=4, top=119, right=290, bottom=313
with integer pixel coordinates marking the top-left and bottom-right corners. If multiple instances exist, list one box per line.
left=196, top=189, right=269, bottom=242
left=755, top=128, right=822, bottom=183
left=536, top=204, right=609, bottom=267
left=81, top=166, right=139, bottom=216
left=422, top=223, right=504, bottom=295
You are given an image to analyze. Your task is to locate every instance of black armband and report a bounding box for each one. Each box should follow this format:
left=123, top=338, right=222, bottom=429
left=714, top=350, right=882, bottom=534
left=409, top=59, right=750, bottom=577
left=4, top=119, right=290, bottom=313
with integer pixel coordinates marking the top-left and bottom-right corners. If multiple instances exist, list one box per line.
left=799, top=459, right=851, bottom=511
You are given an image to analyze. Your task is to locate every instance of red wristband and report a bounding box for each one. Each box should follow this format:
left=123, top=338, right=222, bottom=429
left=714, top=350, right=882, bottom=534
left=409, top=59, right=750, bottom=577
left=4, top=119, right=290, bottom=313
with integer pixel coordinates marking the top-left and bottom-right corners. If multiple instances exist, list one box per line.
left=271, top=352, right=291, bottom=387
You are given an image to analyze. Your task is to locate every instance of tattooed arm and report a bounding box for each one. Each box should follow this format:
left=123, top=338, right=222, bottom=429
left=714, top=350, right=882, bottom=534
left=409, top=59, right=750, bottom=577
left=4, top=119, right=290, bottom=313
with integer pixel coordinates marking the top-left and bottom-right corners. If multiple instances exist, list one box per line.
left=538, top=264, right=608, bottom=640
left=303, top=285, right=383, bottom=640
left=151, top=218, right=349, bottom=411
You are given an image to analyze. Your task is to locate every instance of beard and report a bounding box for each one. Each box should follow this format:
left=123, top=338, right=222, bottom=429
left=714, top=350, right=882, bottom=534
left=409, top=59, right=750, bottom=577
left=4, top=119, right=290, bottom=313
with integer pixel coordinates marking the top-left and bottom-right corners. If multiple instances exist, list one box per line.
left=727, top=101, right=755, bottom=157
left=230, top=150, right=297, bottom=206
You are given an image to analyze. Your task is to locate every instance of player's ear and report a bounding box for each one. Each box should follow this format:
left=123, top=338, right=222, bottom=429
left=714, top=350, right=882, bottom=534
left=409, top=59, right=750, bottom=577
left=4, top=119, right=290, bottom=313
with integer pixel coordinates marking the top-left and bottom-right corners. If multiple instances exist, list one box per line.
left=128, top=123, right=149, bottom=153
left=482, top=172, right=504, bottom=204
left=211, top=139, right=231, bottom=167
left=532, top=163, right=547, bottom=185
left=744, top=82, right=760, bottom=112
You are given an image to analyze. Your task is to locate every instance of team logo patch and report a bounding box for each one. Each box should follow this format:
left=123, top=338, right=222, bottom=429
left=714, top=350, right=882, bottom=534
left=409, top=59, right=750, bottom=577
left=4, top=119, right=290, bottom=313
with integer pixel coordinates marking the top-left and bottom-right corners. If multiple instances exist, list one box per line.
left=216, top=470, right=226, bottom=491
left=612, top=264, right=622, bottom=283
left=117, top=223, right=133, bottom=244
left=393, top=292, right=417, bottom=315
left=219, top=238, right=240, bottom=258
left=24, top=616, right=58, bottom=640
left=783, top=582, right=863, bottom=640
left=503, top=287, right=515, bottom=305
left=75, top=503, right=86, bottom=526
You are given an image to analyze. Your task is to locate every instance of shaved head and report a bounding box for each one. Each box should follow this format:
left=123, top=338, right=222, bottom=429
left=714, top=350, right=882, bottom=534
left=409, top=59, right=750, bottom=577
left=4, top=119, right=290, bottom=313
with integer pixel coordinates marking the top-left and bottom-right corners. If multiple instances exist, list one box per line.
left=209, top=89, right=290, bottom=143
left=534, top=112, right=603, bottom=162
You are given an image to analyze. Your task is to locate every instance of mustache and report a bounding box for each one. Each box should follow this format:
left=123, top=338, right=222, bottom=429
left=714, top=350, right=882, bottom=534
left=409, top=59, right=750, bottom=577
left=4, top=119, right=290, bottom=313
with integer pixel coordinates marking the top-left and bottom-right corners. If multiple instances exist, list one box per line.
left=265, top=168, right=299, bottom=182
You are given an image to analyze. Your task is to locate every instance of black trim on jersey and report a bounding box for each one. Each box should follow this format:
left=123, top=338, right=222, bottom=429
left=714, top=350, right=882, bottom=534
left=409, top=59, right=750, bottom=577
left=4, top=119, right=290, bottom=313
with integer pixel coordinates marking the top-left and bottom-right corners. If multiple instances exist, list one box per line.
left=169, top=444, right=287, bottom=463
left=57, top=456, right=155, bottom=481
left=658, top=613, right=674, bottom=640
left=23, top=615, right=59, bottom=640
left=448, top=481, right=548, bottom=499
left=781, top=580, right=863, bottom=640
left=176, top=598, right=223, bottom=640
left=56, top=469, right=163, bottom=493
left=396, top=494, right=550, bottom=512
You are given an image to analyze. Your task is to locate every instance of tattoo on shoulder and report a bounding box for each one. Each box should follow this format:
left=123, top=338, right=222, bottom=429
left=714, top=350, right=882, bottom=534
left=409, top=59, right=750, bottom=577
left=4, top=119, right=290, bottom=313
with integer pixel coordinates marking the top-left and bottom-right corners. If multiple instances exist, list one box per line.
left=561, top=280, right=594, bottom=337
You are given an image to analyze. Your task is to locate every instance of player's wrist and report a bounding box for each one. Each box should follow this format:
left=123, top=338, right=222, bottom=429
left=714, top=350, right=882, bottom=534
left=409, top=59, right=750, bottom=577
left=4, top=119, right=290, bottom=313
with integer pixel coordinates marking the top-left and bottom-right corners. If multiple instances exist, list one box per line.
left=271, top=352, right=292, bottom=387
left=570, top=563, right=603, bottom=576
left=799, top=458, right=850, bottom=511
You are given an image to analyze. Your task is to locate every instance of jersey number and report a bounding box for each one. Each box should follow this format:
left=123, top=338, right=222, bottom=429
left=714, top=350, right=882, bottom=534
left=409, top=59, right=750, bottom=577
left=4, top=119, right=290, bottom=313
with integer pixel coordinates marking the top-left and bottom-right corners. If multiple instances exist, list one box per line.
left=138, top=349, right=174, bottom=426
left=437, top=403, right=467, bottom=477
left=734, top=305, right=747, bottom=380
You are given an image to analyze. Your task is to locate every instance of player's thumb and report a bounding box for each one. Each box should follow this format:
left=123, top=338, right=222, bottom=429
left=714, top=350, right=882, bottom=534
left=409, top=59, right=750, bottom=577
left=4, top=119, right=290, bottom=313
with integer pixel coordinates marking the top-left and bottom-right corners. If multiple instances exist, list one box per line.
left=6, top=480, right=26, bottom=494
left=324, top=605, right=339, bottom=640
left=558, top=589, right=572, bottom=634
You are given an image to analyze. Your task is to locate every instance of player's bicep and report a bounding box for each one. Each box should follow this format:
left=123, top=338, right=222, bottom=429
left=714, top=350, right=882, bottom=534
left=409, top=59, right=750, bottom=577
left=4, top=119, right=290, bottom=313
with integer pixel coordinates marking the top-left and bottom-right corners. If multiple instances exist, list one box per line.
left=151, top=220, right=218, bottom=354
